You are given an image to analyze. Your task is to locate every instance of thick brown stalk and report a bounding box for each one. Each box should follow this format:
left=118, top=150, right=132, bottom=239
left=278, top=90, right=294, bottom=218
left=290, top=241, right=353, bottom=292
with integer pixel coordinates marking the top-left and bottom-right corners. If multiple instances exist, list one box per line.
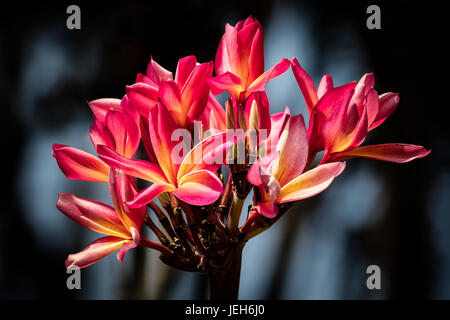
left=208, top=243, right=244, bottom=300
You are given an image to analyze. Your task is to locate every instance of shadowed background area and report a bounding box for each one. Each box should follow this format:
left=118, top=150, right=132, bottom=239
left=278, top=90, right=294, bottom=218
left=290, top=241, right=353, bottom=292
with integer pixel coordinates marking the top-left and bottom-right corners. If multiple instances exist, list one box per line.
left=0, top=0, right=445, bottom=299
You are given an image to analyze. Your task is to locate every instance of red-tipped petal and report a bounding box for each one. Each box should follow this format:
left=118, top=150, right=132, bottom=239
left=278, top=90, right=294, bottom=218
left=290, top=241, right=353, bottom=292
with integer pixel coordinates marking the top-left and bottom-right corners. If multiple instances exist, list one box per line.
left=177, top=132, right=234, bottom=180
left=236, top=18, right=263, bottom=84
left=88, top=98, right=121, bottom=122
left=349, top=73, right=375, bottom=115
left=57, top=193, right=129, bottom=237
left=320, top=83, right=360, bottom=155
left=105, top=110, right=140, bottom=158
left=207, top=72, right=243, bottom=101
left=65, top=236, right=128, bottom=269
left=255, top=201, right=279, bottom=219
left=247, top=25, right=264, bottom=84
left=291, top=57, right=318, bottom=115
left=184, top=61, right=214, bottom=122
left=108, top=170, right=146, bottom=231
left=53, top=144, right=109, bottom=182
left=215, top=22, right=241, bottom=77
left=97, top=145, right=167, bottom=184
left=89, top=119, right=115, bottom=151
left=369, top=92, right=399, bottom=130
left=275, top=114, right=309, bottom=186
left=264, top=106, right=290, bottom=154
left=126, top=182, right=175, bottom=208
left=148, top=103, right=180, bottom=184
left=126, top=82, right=159, bottom=117
left=117, top=227, right=140, bottom=262
left=365, top=89, right=380, bottom=128
left=278, top=162, right=346, bottom=203
left=175, top=55, right=197, bottom=88
left=317, top=74, right=333, bottom=99
left=174, top=170, right=223, bottom=206
left=247, top=153, right=282, bottom=218
left=158, top=80, right=185, bottom=127
left=329, top=144, right=431, bottom=163
left=146, top=57, right=173, bottom=84
left=247, top=58, right=290, bottom=93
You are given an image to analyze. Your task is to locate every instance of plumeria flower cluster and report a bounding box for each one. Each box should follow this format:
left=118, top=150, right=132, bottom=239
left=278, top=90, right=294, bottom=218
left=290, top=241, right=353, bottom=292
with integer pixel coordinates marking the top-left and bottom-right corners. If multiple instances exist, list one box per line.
left=53, top=16, right=430, bottom=297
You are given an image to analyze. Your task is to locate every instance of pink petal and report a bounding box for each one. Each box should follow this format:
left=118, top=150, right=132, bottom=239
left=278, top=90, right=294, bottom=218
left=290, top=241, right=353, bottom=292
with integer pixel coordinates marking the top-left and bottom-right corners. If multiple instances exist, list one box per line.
left=127, top=182, right=175, bottom=208
left=236, top=18, right=262, bottom=85
left=365, top=89, right=380, bottom=128
left=109, top=170, right=147, bottom=231
left=349, top=73, right=375, bottom=116
left=264, top=106, right=290, bottom=154
left=88, top=98, right=121, bottom=122
left=117, top=227, right=140, bottom=262
left=174, top=170, right=223, bottom=206
left=158, top=80, right=185, bottom=126
left=175, top=55, right=197, bottom=88
left=247, top=151, right=280, bottom=188
left=307, top=82, right=356, bottom=154
left=89, top=119, right=115, bottom=151
left=274, top=114, right=309, bottom=186
left=177, top=132, right=236, bottom=180
left=255, top=201, right=279, bottom=219
left=317, top=74, right=333, bottom=99
left=105, top=110, right=140, bottom=158
left=320, top=83, right=361, bottom=155
left=53, top=144, right=109, bottom=182
left=247, top=24, right=264, bottom=84
left=329, top=143, right=431, bottom=163
left=97, top=145, right=167, bottom=184
left=136, top=73, right=157, bottom=86
left=207, top=72, right=243, bottom=101
left=278, top=162, right=346, bottom=203
left=247, top=153, right=282, bottom=218
left=65, top=236, right=128, bottom=269
left=148, top=103, right=180, bottom=184
left=57, top=193, right=129, bottom=237
left=290, top=57, right=318, bottom=115
left=369, top=92, right=399, bottom=130
left=184, top=61, right=214, bottom=122
left=215, top=23, right=241, bottom=77
left=146, top=57, right=173, bottom=84
left=247, top=58, right=290, bottom=93
left=126, top=82, right=159, bottom=117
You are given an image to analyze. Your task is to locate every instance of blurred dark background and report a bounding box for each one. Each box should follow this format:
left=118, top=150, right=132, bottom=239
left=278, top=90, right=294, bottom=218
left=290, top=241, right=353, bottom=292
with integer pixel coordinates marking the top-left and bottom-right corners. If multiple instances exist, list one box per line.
left=0, top=0, right=446, bottom=299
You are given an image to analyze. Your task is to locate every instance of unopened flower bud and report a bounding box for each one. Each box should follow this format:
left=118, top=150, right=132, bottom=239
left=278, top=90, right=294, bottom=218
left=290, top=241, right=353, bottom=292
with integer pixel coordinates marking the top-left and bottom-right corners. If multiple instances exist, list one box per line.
left=226, top=99, right=235, bottom=130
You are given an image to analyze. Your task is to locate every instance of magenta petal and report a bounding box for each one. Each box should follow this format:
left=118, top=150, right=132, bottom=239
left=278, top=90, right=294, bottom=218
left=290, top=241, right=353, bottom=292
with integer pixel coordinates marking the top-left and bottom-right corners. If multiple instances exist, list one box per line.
left=174, top=170, right=223, bottom=206
left=126, top=82, right=159, bottom=117
left=329, top=143, right=431, bottom=163
left=317, top=74, right=333, bottom=99
left=126, top=183, right=175, bottom=208
left=291, top=57, right=318, bottom=114
left=65, top=236, right=127, bottom=269
left=247, top=58, right=291, bottom=93
left=53, top=144, right=109, bottom=182
left=175, top=55, right=197, bottom=88
left=369, top=92, right=399, bottom=130
left=207, top=72, right=243, bottom=100
left=88, top=98, right=121, bottom=122
left=116, top=227, right=140, bottom=262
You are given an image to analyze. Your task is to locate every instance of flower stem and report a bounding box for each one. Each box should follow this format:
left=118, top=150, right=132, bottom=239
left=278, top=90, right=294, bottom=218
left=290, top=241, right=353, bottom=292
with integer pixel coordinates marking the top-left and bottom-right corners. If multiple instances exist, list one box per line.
left=208, top=244, right=244, bottom=300
left=227, top=195, right=245, bottom=237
